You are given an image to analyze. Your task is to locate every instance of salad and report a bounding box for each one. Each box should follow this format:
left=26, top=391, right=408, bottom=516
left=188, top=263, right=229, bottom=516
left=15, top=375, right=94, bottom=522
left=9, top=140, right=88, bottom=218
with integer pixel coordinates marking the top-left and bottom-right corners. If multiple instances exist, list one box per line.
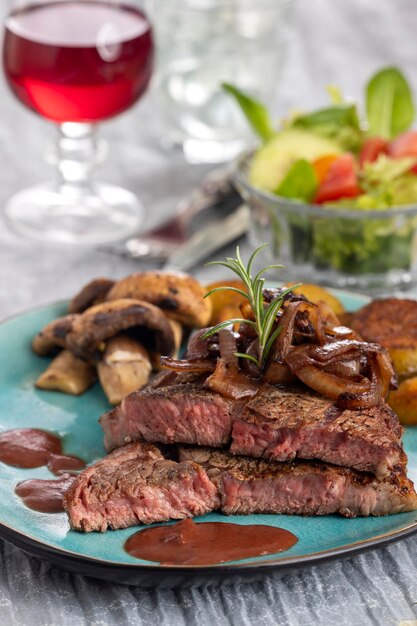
left=226, top=68, right=417, bottom=279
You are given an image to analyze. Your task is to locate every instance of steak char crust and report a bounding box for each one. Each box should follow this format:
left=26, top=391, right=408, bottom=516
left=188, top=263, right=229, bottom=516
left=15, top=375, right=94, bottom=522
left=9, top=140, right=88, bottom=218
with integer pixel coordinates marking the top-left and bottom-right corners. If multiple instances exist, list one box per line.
left=231, top=385, right=405, bottom=480
left=101, top=383, right=240, bottom=451
left=101, top=381, right=404, bottom=479
left=178, top=447, right=417, bottom=517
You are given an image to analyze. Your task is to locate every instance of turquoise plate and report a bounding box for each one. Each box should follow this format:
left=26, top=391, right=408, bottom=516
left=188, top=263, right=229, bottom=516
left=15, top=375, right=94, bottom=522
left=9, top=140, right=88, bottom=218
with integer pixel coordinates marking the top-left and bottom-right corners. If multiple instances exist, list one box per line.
left=1, top=291, right=417, bottom=587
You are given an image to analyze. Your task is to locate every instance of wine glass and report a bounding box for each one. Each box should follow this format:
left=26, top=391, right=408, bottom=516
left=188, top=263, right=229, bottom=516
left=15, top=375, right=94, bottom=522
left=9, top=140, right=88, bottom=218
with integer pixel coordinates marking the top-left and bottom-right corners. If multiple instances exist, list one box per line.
left=2, top=0, right=154, bottom=245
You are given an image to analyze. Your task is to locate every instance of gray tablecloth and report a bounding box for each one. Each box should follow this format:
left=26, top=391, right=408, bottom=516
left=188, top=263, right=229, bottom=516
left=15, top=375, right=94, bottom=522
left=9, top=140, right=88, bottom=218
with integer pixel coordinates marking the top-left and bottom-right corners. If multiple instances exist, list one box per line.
left=2, top=1, right=417, bottom=624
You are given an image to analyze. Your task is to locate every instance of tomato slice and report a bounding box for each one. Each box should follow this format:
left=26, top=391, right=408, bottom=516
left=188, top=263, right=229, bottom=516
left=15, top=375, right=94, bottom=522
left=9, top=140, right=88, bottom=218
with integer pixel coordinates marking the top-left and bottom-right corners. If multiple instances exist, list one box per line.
left=387, top=131, right=417, bottom=173
left=312, top=154, right=339, bottom=183
left=359, top=137, right=388, bottom=168
left=314, top=154, right=361, bottom=204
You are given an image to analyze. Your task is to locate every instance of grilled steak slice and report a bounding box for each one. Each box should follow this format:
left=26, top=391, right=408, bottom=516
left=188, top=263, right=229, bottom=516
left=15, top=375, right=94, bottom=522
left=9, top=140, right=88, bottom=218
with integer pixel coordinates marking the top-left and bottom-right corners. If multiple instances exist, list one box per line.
left=100, top=381, right=404, bottom=479
left=100, top=383, right=239, bottom=451
left=179, top=447, right=417, bottom=517
left=231, top=385, right=404, bottom=479
left=64, top=442, right=219, bottom=532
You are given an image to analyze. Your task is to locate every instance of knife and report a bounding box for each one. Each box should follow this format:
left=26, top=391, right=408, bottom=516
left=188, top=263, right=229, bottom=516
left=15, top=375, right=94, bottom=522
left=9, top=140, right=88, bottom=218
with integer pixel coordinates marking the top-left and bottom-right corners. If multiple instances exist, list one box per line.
left=162, top=204, right=250, bottom=272
left=99, top=167, right=242, bottom=262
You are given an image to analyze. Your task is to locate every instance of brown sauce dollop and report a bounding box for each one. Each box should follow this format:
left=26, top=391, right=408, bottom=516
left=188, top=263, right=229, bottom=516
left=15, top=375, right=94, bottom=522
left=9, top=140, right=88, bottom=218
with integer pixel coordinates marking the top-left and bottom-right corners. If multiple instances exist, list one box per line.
left=15, top=474, right=75, bottom=513
left=124, top=518, right=298, bottom=566
left=0, top=428, right=85, bottom=474
left=47, top=453, right=86, bottom=475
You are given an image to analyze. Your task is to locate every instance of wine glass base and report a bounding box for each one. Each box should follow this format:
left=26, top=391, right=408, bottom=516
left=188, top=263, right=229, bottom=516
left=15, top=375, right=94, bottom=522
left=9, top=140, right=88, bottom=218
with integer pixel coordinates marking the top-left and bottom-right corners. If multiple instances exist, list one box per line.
left=4, top=182, right=144, bottom=245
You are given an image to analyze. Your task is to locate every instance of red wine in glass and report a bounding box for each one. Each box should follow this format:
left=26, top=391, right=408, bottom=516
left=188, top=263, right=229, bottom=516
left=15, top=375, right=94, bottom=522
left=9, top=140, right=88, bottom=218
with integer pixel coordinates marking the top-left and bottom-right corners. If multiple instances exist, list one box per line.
left=4, top=1, right=153, bottom=123
left=2, top=0, right=154, bottom=244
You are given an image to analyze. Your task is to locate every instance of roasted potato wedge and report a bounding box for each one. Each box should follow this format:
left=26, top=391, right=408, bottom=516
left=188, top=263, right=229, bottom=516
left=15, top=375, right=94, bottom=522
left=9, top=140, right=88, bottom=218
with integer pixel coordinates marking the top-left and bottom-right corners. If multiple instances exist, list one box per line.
left=213, top=304, right=243, bottom=325
left=284, top=283, right=345, bottom=316
left=389, top=349, right=417, bottom=381
left=35, top=350, right=96, bottom=395
left=388, top=376, right=417, bottom=425
left=205, top=280, right=248, bottom=325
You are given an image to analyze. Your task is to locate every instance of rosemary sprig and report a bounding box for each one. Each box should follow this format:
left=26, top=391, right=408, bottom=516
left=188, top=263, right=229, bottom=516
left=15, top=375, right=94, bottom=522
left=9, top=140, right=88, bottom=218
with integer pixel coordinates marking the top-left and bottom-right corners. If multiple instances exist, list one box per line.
left=203, top=244, right=300, bottom=368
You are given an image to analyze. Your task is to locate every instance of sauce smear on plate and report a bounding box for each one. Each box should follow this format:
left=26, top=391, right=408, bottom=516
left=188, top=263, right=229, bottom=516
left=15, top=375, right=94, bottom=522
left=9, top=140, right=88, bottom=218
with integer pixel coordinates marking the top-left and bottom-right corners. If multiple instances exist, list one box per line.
left=0, top=428, right=85, bottom=474
left=15, top=474, right=75, bottom=513
left=124, top=518, right=298, bottom=565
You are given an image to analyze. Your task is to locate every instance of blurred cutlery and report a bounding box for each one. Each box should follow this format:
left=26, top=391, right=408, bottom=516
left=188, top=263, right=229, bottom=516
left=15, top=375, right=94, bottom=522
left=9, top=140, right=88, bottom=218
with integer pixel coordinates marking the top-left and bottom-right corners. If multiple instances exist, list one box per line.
left=162, top=203, right=250, bottom=271
left=99, top=167, right=243, bottom=263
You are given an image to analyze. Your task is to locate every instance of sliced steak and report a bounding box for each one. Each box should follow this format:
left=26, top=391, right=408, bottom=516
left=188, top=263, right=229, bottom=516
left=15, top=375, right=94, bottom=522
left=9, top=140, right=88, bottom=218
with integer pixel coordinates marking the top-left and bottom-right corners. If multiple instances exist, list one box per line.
left=100, top=383, right=239, bottom=451
left=100, top=381, right=404, bottom=479
left=179, top=447, right=417, bottom=517
left=64, top=442, right=219, bottom=532
left=231, top=385, right=404, bottom=479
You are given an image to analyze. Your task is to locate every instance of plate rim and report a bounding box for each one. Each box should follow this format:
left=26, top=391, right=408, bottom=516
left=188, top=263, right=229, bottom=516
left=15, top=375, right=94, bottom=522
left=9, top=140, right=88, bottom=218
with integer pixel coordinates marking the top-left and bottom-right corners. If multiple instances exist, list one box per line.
left=2, top=291, right=417, bottom=583
left=2, top=511, right=417, bottom=576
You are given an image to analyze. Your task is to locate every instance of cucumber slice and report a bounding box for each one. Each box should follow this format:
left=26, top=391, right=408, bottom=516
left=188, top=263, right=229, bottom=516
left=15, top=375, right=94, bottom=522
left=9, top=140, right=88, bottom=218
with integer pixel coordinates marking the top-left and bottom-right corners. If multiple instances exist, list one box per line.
left=249, top=129, right=342, bottom=192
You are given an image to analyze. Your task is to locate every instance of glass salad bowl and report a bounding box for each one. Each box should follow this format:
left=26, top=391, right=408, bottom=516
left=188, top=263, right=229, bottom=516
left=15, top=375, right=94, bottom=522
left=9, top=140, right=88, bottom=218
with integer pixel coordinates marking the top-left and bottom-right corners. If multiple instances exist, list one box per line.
left=235, top=150, right=417, bottom=292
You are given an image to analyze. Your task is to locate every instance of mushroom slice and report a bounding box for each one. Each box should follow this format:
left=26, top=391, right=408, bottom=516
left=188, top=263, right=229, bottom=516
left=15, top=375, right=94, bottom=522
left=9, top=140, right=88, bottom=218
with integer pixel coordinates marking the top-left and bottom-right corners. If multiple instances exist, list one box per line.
left=35, top=350, right=96, bottom=395
left=105, top=271, right=212, bottom=327
left=98, top=335, right=152, bottom=405
left=66, top=299, right=175, bottom=361
left=69, top=278, right=115, bottom=314
left=168, top=318, right=183, bottom=357
left=32, top=314, right=78, bottom=356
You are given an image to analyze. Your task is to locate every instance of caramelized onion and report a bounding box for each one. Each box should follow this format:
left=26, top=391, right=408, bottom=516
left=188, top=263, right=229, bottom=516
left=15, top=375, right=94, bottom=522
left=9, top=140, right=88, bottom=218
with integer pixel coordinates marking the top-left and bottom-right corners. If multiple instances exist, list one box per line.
left=325, top=325, right=357, bottom=340
left=284, top=339, right=396, bottom=407
left=337, top=354, right=383, bottom=410
left=204, top=358, right=261, bottom=399
left=173, top=287, right=397, bottom=413
left=273, top=301, right=306, bottom=359
left=291, top=340, right=383, bottom=366
left=241, top=339, right=262, bottom=378
left=263, top=360, right=296, bottom=385
left=292, top=364, right=371, bottom=400
left=186, top=329, right=219, bottom=361
left=323, top=359, right=360, bottom=377
left=160, top=357, right=216, bottom=373
left=377, top=350, right=398, bottom=394
left=218, top=329, right=238, bottom=371
left=305, top=303, right=327, bottom=345
left=317, top=301, right=340, bottom=327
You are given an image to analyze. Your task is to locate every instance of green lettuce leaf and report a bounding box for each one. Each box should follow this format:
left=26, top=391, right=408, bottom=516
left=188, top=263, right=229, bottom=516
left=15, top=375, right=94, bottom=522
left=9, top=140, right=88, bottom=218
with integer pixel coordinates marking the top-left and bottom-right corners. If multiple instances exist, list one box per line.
left=275, top=159, right=318, bottom=201
left=222, top=83, right=275, bottom=142
left=366, top=67, right=414, bottom=139
left=291, top=104, right=362, bottom=151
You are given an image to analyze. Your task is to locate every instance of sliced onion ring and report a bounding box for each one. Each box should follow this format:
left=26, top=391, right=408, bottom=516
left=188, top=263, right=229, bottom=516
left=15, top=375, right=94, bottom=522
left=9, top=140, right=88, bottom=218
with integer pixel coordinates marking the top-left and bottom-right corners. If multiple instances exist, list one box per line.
left=160, top=357, right=216, bottom=373
left=337, top=353, right=383, bottom=410
left=218, top=328, right=238, bottom=371
left=204, top=358, right=261, bottom=399
left=263, top=360, right=296, bottom=385
left=291, top=363, right=371, bottom=401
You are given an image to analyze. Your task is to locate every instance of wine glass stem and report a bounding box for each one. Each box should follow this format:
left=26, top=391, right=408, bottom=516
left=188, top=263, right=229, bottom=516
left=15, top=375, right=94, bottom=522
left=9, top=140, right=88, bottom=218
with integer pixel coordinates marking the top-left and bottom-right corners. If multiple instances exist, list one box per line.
left=57, top=122, right=103, bottom=191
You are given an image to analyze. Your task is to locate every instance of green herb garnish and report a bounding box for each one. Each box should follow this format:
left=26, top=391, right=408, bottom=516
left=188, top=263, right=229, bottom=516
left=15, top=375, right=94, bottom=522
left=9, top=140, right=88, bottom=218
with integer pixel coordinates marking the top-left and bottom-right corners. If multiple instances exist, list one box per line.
left=203, top=244, right=299, bottom=368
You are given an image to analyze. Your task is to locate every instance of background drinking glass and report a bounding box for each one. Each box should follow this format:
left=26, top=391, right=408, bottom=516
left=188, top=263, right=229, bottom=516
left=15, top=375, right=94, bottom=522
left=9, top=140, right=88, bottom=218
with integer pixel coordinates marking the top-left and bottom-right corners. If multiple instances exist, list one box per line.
left=153, top=0, right=294, bottom=164
left=3, top=0, right=154, bottom=245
